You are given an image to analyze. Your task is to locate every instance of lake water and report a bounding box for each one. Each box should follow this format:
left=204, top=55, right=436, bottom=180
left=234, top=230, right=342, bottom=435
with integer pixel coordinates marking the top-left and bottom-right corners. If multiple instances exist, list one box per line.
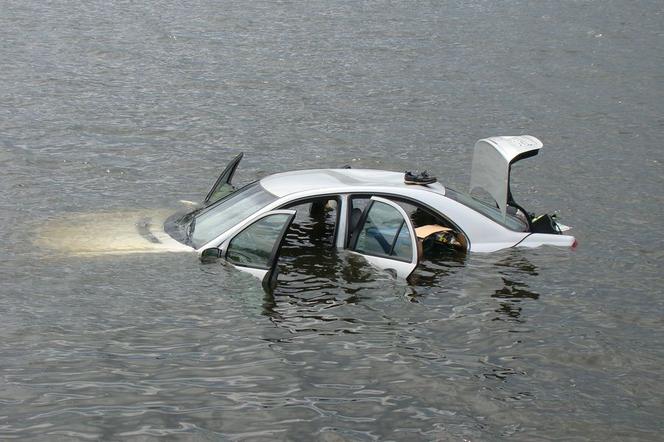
left=1, top=1, right=663, bottom=440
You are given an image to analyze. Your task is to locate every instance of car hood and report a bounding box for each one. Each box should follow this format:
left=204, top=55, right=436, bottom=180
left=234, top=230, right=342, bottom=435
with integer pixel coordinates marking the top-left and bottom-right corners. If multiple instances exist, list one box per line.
left=469, top=135, right=543, bottom=219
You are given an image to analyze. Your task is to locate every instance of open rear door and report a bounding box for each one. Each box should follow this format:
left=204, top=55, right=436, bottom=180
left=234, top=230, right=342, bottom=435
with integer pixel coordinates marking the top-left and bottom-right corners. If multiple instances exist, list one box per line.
left=349, top=196, right=419, bottom=279
left=220, top=209, right=296, bottom=292
left=204, top=152, right=244, bottom=206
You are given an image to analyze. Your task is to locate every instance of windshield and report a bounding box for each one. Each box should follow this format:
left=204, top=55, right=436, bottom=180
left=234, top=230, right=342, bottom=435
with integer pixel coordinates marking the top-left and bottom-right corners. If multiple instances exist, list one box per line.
left=445, top=187, right=528, bottom=232
left=190, top=182, right=278, bottom=248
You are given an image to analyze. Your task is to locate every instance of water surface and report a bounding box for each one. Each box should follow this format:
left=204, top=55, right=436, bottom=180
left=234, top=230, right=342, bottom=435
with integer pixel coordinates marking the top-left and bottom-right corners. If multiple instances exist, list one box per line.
left=1, top=1, right=663, bottom=440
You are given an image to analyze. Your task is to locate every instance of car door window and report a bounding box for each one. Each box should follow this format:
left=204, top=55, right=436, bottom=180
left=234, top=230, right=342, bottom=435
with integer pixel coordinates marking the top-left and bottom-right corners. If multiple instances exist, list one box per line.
left=226, top=213, right=292, bottom=269
left=354, top=200, right=413, bottom=262
left=392, top=222, right=413, bottom=258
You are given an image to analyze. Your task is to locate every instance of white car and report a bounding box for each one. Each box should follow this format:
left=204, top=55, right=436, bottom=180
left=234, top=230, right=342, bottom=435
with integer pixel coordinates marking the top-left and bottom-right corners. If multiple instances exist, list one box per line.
left=39, top=135, right=575, bottom=291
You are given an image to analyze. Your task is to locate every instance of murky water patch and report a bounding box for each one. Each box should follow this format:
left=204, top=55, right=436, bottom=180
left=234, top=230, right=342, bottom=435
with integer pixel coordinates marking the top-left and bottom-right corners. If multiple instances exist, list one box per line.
left=34, top=209, right=192, bottom=256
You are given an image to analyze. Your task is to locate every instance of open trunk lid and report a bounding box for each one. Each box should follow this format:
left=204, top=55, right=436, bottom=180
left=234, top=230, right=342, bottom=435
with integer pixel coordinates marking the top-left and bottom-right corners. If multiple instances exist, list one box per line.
left=469, top=135, right=542, bottom=220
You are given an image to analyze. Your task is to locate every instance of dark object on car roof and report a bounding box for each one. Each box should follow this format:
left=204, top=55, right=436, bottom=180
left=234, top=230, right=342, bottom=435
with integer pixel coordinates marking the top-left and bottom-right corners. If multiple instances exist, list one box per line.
left=404, top=170, right=437, bottom=185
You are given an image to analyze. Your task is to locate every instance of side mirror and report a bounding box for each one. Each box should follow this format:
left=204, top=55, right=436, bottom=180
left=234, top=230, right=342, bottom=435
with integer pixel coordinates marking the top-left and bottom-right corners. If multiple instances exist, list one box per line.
left=200, top=247, right=223, bottom=263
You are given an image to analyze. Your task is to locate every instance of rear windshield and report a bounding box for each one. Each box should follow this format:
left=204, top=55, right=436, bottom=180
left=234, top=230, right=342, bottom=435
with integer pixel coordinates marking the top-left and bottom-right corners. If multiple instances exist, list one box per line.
left=445, top=188, right=528, bottom=232
left=190, top=182, right=278, bottom=248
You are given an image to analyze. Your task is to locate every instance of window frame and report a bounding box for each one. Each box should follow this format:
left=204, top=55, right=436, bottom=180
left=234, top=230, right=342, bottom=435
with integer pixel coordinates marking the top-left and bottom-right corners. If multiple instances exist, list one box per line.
left=346, top=193, right=469, bottom=252
left=349, top=199, right=414, bottom=263
left=277, top=194, right=342, bottom=247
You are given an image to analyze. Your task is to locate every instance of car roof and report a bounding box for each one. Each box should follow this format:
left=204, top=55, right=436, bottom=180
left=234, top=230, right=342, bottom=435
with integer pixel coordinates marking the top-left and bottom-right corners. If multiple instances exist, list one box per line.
left=259, top=168, right=446, bottom=198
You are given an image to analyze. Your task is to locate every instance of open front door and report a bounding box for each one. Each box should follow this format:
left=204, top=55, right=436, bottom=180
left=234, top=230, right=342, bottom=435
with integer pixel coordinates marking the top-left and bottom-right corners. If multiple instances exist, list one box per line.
left=204, top=152, right=244, bottom=206
left=221, top=210, right=296, bottom=292
left=349, top=196, right=419, bottom=279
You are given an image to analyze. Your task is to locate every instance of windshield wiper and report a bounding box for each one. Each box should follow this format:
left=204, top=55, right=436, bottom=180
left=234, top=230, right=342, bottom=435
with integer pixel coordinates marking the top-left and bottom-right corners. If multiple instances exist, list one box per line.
left=186, top=217, right=196, bottom=244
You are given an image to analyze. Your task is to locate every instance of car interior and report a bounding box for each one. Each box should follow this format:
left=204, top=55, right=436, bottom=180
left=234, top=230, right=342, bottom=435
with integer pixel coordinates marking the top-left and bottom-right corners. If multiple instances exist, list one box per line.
left=276, top=195, right=467, bottom=271
left=280, top=197, right=340, bottom=262
left=349, top=196, right=467, bottom=261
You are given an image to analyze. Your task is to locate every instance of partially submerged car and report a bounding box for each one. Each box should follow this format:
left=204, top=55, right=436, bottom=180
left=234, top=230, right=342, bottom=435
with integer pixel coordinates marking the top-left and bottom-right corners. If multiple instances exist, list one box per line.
left=164, top=135, right=575, bottom=290
left=37, top=135, right=575, bottom=290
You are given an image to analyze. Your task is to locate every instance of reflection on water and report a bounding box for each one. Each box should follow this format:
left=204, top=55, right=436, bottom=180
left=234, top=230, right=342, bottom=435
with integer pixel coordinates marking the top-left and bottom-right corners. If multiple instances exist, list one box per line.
left=264, top=206, right=543, bottom=345
left=491, top=255, right=540, bottom=323
left=3, top=210, right=660, bottom=440
left=266, top=201, right=389, bottom=332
